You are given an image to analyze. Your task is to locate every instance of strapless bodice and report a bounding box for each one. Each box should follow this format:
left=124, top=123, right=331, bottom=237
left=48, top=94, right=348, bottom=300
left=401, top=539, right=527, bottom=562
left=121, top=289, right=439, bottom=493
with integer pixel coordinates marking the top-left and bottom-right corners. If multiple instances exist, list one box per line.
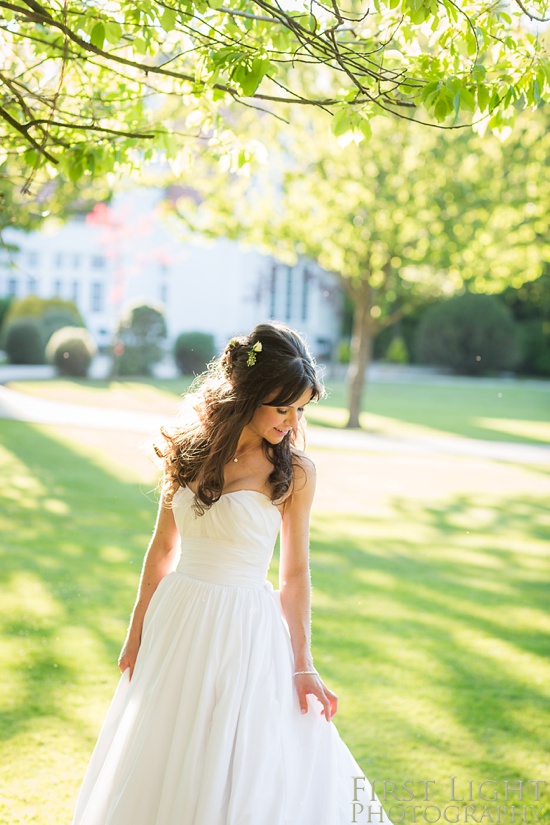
left=171, top=486, right=282, bottom=589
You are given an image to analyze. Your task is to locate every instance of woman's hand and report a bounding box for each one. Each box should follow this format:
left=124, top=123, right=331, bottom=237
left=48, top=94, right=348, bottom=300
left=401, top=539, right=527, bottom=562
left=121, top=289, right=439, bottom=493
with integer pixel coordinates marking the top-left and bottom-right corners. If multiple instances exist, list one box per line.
left=294, top=672, right=338, bottom=722
left=118, top=632, right=141, bottom=681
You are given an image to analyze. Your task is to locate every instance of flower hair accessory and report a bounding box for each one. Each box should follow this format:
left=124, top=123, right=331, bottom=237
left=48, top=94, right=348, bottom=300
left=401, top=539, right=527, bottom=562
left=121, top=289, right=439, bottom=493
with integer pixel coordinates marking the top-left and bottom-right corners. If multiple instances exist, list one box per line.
left=247, top=341, right=262, bottom=367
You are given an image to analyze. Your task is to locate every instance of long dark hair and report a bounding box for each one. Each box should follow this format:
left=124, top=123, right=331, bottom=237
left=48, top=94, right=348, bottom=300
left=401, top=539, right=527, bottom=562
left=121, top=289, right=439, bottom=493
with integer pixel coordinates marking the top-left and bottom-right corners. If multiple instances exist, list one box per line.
left=157, top=321, right=325, bottom=514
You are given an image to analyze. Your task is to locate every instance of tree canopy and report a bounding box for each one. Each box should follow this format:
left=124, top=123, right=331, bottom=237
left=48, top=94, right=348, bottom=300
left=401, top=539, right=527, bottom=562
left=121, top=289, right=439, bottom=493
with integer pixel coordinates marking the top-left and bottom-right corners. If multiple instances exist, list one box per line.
left=171, top=103, right=549, bottom=424
left=1, top=0, right=549, bottom=215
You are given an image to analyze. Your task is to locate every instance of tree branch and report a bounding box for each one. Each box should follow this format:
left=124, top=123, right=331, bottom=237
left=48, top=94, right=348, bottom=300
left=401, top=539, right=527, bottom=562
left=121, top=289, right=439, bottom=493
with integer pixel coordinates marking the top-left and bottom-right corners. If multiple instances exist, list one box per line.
left=0, top=104, right=58, bottom=162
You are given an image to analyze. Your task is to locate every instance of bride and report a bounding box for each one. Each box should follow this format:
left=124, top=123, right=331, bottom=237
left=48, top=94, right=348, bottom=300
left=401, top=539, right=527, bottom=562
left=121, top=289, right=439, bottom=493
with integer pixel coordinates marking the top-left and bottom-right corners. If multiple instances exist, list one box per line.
left=71, top=321, right=393, bottom=825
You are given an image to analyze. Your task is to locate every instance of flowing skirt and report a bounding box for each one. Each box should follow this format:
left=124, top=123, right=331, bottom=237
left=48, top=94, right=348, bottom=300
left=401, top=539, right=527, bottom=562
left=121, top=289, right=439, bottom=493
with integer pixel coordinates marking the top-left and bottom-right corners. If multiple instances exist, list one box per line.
left=72, top=570, right=394, bottom=825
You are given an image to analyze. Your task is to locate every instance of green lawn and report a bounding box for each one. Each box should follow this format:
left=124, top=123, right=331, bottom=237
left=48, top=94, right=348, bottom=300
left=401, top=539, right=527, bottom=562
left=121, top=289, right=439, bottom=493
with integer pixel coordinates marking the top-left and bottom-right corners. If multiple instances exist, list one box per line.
left=8, top=375, right=550, bottom=445
left=1, top=416, right=549, bottom=823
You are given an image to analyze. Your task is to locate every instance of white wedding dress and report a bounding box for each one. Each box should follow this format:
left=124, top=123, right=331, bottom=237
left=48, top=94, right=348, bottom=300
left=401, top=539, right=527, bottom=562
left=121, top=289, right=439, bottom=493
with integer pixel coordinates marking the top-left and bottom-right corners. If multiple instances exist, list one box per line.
left=72, top=486, right=394, bottom=825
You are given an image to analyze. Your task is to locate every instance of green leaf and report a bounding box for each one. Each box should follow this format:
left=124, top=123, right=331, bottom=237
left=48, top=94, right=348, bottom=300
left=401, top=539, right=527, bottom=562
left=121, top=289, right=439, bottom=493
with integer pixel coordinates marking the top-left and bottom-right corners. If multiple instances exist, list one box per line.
left=489, top=90, right=501, bottom=112
left=68, top=158, right=84, bottom=183
left=232, top=58, right=269, bottom=97
left=90, top=22, right=105, bottom=50
left=133, top=37, right=148, bottom=55
left=421, top=80, right=441, bottom=104
left=359, top=119, right=372, bottom=140
left=459, top=87, right=476, bottom=111
left=331, top=108, right=352, bottom=137
left=434, top=96, right=449, bottom=122
left=477, top=84, right=490, bottom=113
left=444, top=0, right=458, bottom=22
left=104, top=21, right=122, bottom=44
left=208, top=0, right=225, bottom=8
left=466, top=29, right=478, bottom=57
left=453, top=91, right=461, bottom=115
left=471, top=63, right=486, bottom=82
left=160, top=8, right=177, bottom=31
left=24, top=149, right=38, bottom=167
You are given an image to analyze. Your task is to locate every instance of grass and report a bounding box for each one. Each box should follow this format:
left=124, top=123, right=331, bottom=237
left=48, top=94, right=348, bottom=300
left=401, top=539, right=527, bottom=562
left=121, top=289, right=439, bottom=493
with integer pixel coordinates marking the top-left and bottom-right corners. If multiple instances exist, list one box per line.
left=7, top=375, right=550, bottom=446
left=0, top=414, right=549, bottom=824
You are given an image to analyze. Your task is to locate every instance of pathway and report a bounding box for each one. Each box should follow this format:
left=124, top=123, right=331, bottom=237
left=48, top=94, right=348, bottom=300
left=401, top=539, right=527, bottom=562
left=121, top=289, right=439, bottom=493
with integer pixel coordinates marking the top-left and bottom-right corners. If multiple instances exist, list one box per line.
left=0, top=384, right=548, bottom=466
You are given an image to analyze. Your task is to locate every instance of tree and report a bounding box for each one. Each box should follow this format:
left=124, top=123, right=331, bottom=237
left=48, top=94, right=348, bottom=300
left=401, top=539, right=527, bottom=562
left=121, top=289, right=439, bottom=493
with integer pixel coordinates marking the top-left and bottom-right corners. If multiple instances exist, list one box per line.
left=0, top=0, right=548, bottom=216
left=170, top=105, right=549, bottom=426
left=113, top=301, right=168, bottom=376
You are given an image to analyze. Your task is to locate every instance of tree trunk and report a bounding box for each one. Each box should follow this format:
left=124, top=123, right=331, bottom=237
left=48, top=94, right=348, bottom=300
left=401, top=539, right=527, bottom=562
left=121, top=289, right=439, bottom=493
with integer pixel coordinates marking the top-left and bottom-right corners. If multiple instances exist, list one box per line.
left=346, top=278, right=374, bottom=429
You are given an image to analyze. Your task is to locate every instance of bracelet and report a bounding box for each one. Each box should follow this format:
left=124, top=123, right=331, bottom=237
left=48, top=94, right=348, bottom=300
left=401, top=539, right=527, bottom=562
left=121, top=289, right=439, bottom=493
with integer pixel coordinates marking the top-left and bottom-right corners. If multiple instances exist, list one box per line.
left=293, top=670, right=318, bottom=676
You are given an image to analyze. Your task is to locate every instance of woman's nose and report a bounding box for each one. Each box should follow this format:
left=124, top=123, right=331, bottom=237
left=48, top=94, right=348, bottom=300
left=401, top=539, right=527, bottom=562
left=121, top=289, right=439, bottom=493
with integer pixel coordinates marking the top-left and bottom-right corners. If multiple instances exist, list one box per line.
left=286, top=410, right=298, bottom=428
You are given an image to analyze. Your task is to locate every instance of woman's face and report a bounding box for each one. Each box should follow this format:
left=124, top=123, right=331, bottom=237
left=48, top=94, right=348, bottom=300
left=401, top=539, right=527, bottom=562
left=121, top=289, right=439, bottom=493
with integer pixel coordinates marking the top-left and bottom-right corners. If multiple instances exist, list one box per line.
left=246, top=386, right=313, bottom=445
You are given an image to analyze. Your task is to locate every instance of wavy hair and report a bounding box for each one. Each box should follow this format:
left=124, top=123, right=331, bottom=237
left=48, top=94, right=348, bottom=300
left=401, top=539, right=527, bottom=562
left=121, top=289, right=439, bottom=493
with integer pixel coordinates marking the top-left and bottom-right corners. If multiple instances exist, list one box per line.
left=156, top=321, right=325, bottom=515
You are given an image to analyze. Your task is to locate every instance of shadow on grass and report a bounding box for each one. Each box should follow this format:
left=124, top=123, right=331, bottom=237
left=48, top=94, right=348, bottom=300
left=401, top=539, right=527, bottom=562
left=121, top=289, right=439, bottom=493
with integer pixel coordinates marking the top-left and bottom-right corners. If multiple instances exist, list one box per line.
left=2, top=419, right=549, bottom=800
left=311, top=381, right=550, bottom=446
left=0, top=420, right=157, bottom=743
left=309, top=497, right=550, bottom=783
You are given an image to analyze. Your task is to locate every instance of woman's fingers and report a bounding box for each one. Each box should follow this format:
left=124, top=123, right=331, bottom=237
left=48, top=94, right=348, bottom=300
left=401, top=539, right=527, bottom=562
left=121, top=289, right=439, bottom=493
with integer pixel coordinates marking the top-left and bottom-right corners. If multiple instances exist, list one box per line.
left=321, top=689, right=338, bottom=721
left=319, top=688, right=338, bottom=722
left=118, top=639, right=140, bottom=680
left=295, top=676, right=338, bottom=722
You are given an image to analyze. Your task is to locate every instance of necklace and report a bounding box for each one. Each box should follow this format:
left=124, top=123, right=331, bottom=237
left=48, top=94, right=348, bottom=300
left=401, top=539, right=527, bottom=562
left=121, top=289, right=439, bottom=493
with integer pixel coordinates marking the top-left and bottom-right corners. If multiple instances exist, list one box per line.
left=232, top=442, right=260, bottom=463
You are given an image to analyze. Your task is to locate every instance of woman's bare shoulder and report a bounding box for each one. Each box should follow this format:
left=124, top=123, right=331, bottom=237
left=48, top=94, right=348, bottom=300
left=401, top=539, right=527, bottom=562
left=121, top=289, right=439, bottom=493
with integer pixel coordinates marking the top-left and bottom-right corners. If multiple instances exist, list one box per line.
left=290, top=445, right=316, bottom=471
left=288, top=447, right=316, bottom=497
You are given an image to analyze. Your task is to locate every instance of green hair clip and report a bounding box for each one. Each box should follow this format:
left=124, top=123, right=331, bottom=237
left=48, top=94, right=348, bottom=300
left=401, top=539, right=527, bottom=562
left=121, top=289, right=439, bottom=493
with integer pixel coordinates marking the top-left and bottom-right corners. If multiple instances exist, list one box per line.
left=246, top=341, right=262, bottom=367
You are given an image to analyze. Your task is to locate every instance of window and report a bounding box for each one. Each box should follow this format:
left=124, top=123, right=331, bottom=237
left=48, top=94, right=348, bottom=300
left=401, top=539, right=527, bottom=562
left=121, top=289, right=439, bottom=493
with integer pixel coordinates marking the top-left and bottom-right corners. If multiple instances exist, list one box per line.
left=27, top=277, right=38, bottom=295
left=72, top=281, right=79, bottom=304
left=269, top=265, right=277, bottom=318
left=160, top=282, right=168, bottom=303
left=285, top=266, right=292, bottom=321
left=27, top=251, right=39, bottom=268
left=72, top=254, right=80, bottom=269
left=54, top=252, right=64, bottom=269
left=91, top=255, right=106, bottom=269
left=301, top=269, right=310, bottom=322
left=53, top=279, right=62, bottom=297
left=91, top=282, right=103, bottom=312
left=7, top=278, right=18, bottom=297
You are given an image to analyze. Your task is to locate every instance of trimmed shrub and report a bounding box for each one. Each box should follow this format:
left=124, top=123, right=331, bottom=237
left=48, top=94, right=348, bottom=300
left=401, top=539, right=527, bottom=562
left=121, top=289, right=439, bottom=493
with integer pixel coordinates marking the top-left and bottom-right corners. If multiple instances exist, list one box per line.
left=114, top=301, right=167, bottom=376
left=385, top=336, right=409, bottom=364
left=516, top=320, right=550, bottom=376
left=415, top=292, right=520, bottom=376
left=4, top=318, right=45, bottom=364
left=4, top=296, right=84, bottom=328
left=174, top=331, right=216, bottom=375
left=41, top=309, right=84, bottom=345
left=497, top=274, right=550, bottom=377
left=0, top=297, right=13, bottom=337
left=1, top=296, right=85, bottom=361
left=46, top=326, right=97, bottom=377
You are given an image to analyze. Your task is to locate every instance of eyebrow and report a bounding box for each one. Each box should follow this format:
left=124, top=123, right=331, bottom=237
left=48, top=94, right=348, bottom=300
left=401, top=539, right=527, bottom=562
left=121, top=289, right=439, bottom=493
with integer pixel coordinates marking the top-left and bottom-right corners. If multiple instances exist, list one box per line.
left=262, top=401, right=309, bottom=408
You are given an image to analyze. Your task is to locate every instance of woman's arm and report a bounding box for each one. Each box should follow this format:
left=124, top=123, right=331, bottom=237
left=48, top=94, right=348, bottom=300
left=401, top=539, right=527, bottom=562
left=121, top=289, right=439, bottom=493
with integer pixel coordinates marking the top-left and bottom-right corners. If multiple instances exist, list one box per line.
left=279, top=456, right=338, bottom=722
left=118, top=491, right=180, bottom=680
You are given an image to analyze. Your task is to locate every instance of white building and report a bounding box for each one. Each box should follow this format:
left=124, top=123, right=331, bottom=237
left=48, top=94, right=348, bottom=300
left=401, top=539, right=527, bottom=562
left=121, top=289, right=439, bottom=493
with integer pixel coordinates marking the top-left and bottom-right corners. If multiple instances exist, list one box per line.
left=0, top=188, right=343, bottom=361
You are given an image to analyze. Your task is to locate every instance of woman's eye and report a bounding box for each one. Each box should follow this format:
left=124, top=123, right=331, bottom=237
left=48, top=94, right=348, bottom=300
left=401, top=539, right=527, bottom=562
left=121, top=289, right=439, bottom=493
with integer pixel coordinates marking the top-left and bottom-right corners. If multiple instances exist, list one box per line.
left=277, top=409, right=288, bottom=415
